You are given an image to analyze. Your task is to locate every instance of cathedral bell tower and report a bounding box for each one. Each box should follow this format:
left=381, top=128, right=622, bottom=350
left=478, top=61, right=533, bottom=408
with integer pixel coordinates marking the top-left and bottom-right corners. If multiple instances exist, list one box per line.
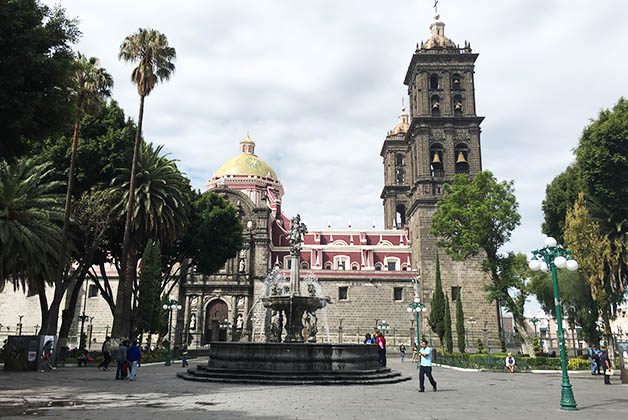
left=382, top=14, right=499, bottom=347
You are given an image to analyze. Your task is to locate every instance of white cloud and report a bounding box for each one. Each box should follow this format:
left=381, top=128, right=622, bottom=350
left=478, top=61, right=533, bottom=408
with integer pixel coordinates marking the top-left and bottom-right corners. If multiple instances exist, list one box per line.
left=55, top=0, right=628, bottom=261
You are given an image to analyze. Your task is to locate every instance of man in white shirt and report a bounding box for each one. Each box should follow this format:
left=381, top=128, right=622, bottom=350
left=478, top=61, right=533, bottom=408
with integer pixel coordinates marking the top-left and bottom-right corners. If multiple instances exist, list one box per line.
left=418, top=338, right=437, bottom=392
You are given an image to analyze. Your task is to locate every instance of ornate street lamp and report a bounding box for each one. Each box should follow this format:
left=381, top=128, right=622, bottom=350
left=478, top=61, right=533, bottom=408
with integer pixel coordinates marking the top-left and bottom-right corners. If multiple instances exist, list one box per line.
left=468, top=317, right=476, bottom=342
left=531, top=317, right=539, bottom=339
left=529, top=236, right=579, bottom=411
left=377, top=320, right=391, bottom=336
left=163, top=295, right=182, bottom=367
left=407, top=296, right=427, bottom=367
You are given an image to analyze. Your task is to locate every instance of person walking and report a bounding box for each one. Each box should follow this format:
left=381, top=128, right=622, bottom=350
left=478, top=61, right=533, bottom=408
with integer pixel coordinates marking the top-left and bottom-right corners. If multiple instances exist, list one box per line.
left=115, top=340, right=128, bottom=380
left=127, top=340, right=141, bottom=381
left=418, top=338, right=437, bottom=392
left=593, top=345, right=603, bottom=375
left=411, top=343, right=418, bottom=363
left=181, top=343, right=189, bottom=368
left=600, top=349, right=612, bottom=385
left=399, top=343, right=407, bottom=362
left=99, top=336, right=112, bottom=371
left=588, top=344, right=597, bottom=375
left=375, top=332, right=387, bottom=367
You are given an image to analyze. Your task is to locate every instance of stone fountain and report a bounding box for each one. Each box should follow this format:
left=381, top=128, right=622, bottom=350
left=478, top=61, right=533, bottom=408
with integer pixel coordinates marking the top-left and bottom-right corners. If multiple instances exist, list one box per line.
left=262, top=214, right=331, bottom=343
left=178, top=215, right=410, bottom=385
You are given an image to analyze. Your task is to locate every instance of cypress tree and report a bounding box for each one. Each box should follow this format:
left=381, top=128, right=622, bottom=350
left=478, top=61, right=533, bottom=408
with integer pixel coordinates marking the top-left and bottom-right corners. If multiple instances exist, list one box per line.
left=444, top=295, right=453, bottom=354
left=428, top=253, right=446, bottom=348
left=455, top=291, right=466, bottom=353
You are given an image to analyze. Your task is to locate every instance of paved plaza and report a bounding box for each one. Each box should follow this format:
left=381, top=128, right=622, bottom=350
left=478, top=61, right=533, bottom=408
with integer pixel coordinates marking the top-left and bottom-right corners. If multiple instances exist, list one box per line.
left=0, top=357, right=626, bottom=419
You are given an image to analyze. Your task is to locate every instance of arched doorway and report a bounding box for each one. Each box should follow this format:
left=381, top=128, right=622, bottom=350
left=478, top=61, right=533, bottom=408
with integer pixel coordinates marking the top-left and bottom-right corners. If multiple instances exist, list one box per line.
left=204, top=299, right=228, bottom=343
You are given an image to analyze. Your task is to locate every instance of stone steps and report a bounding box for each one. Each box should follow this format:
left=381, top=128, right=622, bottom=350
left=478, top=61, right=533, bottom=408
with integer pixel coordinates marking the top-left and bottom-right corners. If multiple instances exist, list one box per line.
left=177, top=365, right=412, bottom=385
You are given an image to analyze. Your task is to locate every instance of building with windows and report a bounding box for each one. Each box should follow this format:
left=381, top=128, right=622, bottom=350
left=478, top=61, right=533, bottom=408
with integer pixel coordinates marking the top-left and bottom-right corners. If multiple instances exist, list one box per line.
left=178, top=14, right=499, bottom=349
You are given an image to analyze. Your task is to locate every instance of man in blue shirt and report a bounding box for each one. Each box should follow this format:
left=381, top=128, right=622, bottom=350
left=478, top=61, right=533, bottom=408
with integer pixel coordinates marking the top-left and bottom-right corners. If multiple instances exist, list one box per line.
left=418, top=338, right=437, bottom=392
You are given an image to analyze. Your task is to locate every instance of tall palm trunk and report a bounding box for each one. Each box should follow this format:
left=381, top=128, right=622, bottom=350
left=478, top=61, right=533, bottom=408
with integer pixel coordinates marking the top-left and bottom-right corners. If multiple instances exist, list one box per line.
left=112, top=95, right=145, bottom=338
left=44, top=104, right=83, bottom=336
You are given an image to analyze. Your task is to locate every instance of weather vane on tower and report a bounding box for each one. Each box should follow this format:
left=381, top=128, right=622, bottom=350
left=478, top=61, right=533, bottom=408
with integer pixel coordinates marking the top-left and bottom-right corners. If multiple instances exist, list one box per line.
left=433, top=0, right=438, bottom=14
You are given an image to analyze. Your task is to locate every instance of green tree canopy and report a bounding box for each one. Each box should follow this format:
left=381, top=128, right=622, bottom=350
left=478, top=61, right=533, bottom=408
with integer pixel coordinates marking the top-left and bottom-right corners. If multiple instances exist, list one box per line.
left=0, top=0, right=79, bottom=161
left=576, top=98, right=628, bottom=218
left=431, top=170, right=521, bottom=337
left=542, top=165, right=582, bottom=244
left=184, top=191, right=243, bottom=275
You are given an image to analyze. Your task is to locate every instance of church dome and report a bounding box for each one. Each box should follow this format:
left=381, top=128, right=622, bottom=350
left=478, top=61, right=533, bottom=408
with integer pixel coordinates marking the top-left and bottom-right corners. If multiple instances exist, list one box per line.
left=424, top=19, right=457, bottom=49
left=213, top=135, right=278, bottom=180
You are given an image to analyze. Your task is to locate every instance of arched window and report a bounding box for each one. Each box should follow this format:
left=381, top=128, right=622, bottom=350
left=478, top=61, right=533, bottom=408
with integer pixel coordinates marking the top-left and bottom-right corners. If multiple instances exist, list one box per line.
left=429, top=74, right=439, bottom=90
left=452, top=73, right=462, bottom=90
left=351, top=263, right=359, bottom=271
left=396, top=167, right=405, bottom=184
left=430, top=143, right=444, bottom=177
left=300, top=261, right=309, bottom=269
left=396, top=154, right=404, bottom=165
left=431, top=95, right=440, bottom=116
left=453, top=95, right=463, bottom=116
left=324, top=262, right=332, bottom=270
left=395, top=204, right=406, bottom=228
left=374, top=263, right=383, bottom=271
left=454, top=143, right=469, bottom=174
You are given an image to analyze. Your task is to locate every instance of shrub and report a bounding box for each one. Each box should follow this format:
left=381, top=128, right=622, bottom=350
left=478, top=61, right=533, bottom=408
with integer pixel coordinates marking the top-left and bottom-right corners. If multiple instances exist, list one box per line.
left=477, top=338, right=485, bottom=353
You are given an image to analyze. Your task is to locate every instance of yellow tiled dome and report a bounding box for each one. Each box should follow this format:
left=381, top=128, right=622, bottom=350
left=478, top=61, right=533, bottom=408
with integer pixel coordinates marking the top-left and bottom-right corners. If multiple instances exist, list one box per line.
left=213, top=135, right=278, bottom=180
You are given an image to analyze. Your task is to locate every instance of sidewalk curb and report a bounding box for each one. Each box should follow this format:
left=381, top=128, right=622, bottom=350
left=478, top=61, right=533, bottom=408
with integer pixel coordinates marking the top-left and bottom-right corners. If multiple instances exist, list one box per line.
left=433, top=364, right=622, bottom=376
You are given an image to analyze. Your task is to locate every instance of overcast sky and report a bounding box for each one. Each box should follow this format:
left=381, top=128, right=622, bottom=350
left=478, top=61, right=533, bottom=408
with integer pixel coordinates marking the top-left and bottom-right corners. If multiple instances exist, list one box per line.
left=54, top=1, right=628, bottom=315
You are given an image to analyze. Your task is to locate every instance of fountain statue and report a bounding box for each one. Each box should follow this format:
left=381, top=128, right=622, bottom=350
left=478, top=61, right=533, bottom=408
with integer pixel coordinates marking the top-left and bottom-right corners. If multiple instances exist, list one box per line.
left=261, top=214, right=330, bottom=342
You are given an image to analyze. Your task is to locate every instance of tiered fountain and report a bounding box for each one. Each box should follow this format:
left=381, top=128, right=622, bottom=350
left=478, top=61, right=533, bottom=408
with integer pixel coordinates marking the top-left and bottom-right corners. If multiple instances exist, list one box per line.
left=178, top=215, right=410, bottom=385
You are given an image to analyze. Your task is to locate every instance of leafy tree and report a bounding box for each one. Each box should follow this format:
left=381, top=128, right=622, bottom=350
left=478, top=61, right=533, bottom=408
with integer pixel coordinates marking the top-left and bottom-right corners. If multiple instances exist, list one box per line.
left=477, top=338, right=485, bottom=354
left=109, top=142, right=190, bottom=337
left=136, top=240, right=163, bottom=339
left=576, top=98, right=628, bottom=219
left=115, top=28, right=177, bottom=338
left=0, top=0, right=79, bottom=161
left=427, top=254, right=446, bottom=348
left=431, top=170, right=521, bottom=338
left=455, top=291, right=466, bottom=353
left=444, top=296, right=453, bottom=354
left=0, top=158, right=64, bottom=332
left=564, top=192, right=624, bottom=353
left=542, top=165, right=582, bottom=244
left=533, top=337, right=542, bottom=357
left=527, top=269, right=601, bottom=346
left=184, top=191, right=243, bottom=275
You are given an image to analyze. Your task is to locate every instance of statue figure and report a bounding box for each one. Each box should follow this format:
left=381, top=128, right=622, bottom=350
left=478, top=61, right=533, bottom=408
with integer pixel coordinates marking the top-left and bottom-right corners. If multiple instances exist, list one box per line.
left=267, top=310, right=283, bottom=343
left=288, top=214, right=308, bottom=257
left=189, top=313, right=197, bottom=330
left=236, top=314, right=244, bottom=330
left=302, top=310, right=318, bottom=343
left=271, top=283, right=280, bottom=296
left=307, top=283, right=316, bottom=297
left=238, top=258, right=246, bottom=273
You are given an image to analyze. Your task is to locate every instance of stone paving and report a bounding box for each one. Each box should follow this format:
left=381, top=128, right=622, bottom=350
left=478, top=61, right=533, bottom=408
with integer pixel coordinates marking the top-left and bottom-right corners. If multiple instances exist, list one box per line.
left=0, top=357, right=626, bottom=419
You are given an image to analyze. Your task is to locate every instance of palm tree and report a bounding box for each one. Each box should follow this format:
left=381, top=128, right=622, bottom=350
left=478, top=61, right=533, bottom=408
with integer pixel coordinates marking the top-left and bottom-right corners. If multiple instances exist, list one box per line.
left=114, top=29, right=176, bottom=338
left=0, top=158, right=65, bottom=332
left=47, top=54, right=113, bottom=335
left=109, top=142, right=190, bottom=336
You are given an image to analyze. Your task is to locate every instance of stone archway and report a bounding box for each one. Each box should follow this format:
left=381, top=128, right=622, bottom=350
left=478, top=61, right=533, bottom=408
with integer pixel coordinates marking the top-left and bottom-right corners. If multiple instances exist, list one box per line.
left=204, top=299, right=229, bottom=343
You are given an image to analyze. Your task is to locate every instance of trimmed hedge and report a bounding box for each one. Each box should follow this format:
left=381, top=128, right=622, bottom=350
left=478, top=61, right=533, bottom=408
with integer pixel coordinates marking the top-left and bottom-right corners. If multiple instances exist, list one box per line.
left=436, top=352, right=590, bottom=371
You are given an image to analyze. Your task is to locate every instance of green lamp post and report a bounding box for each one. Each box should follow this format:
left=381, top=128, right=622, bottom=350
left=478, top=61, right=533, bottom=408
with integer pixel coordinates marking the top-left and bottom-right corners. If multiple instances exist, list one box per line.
left=377, top=320, right=391, bottom=336
left=529, top=236, right=579, bottom=411
left=407, top=296, right=427, bottom=367
left=163, top=295, right=182, bottom=367
left=531, top=317, right=539, bottom=339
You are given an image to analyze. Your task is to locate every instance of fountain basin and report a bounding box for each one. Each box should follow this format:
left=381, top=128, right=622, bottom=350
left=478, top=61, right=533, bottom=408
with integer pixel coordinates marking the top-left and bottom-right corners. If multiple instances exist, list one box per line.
left=177, top=342, right=412, bottom=385
left=262, top=295, right=331, bottom=342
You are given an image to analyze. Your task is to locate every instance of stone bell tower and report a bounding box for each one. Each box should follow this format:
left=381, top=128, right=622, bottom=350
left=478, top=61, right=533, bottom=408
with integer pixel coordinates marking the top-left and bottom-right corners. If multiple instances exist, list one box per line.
left=384, top=14, right=500, bottom=348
